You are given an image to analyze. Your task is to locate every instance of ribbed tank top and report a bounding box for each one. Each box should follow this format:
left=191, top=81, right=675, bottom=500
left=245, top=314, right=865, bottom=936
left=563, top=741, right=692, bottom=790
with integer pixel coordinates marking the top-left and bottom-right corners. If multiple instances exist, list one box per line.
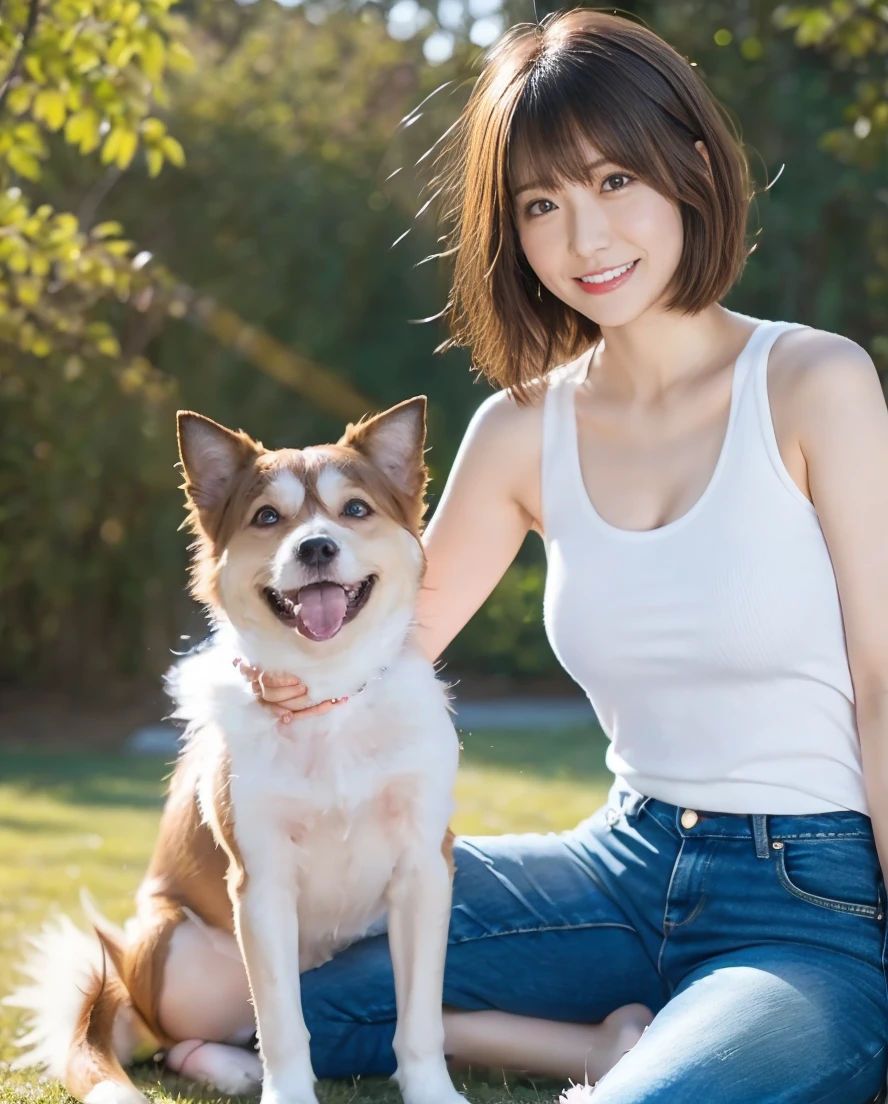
left=541, top=317, right=867, bottom=815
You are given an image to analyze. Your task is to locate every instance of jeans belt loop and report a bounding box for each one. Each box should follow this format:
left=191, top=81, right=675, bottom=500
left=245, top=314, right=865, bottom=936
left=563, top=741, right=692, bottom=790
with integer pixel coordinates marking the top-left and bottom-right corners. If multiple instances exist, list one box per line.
left=751, top=813, right=771, bottom=859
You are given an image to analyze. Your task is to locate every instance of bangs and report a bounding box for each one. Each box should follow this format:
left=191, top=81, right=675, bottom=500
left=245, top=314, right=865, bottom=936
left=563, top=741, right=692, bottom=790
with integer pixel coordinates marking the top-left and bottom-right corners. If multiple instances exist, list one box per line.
left=507, top=45, right=700, bottom=202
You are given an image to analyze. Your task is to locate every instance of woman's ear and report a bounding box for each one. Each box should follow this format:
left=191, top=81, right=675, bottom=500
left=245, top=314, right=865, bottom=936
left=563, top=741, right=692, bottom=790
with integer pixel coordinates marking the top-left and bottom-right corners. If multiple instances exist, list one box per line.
left=695, top=139, right=711, bottom=170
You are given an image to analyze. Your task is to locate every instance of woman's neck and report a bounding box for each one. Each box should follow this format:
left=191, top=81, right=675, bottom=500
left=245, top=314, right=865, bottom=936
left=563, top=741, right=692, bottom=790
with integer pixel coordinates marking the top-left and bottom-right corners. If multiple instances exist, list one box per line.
left=591, top=304, right=755, bottom=402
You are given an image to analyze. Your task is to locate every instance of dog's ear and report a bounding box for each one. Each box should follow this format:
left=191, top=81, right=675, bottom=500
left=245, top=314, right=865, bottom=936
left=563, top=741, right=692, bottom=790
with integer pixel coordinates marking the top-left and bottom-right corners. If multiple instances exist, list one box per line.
left=177, top=411, right=259, bottom=513
left=339, top=396, right=427, bottom=497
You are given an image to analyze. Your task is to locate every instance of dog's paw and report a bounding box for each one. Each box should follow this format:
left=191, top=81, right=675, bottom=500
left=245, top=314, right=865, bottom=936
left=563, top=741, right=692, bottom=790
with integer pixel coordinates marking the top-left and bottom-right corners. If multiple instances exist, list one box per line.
left=83, top=1081, right=151, bottom=1104
left=259, top=1066, right=320, bottom=1104
left=396, top=1059, right=465, bottom=1104
left=399, top=1082, right=466, bottom=1104
left=259, top=1090, right=321, bottom=1104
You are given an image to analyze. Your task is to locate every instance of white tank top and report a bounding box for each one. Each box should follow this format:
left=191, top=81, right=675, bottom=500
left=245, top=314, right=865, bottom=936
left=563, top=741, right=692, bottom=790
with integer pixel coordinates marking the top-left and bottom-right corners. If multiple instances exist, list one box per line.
left=541, top=317, right=867, bottom=815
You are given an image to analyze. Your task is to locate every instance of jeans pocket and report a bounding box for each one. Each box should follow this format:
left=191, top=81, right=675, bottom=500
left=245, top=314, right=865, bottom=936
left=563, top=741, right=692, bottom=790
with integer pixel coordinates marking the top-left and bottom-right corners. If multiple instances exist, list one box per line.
left=773, top=839, right=883, bottom=919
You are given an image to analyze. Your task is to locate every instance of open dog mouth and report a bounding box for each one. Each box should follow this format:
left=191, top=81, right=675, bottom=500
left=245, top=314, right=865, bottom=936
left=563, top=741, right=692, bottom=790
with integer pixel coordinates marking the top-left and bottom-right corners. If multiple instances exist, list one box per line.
left=262, top=576, right=377, bottom=641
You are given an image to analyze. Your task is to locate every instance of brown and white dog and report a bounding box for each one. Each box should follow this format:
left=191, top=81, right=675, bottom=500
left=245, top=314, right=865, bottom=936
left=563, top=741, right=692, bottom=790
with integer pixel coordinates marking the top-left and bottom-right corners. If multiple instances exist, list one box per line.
left=7, top=398, right=463, bottom=1104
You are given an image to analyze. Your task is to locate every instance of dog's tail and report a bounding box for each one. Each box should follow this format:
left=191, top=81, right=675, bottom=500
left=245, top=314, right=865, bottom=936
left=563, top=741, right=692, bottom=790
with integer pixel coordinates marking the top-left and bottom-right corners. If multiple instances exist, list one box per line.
left=4, top=894, right=157, bottom=1104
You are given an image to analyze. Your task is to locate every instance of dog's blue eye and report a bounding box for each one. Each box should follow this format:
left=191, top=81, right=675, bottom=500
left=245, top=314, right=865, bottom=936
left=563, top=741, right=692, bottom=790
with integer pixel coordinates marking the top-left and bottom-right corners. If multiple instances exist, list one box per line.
left=252, top=506, right=280, bottom=527
left=343, top=499, right=371, bottom=519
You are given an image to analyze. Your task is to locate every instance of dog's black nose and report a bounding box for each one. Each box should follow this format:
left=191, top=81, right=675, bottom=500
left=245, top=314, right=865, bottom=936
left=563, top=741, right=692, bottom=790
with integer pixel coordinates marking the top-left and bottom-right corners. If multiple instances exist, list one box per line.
left=297, top=536, right=338, bottom=566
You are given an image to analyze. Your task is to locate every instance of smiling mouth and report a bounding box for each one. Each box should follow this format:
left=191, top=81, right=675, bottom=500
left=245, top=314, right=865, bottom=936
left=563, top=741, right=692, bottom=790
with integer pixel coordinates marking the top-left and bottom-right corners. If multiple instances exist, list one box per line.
left=575, top=259, right=639, bottom=287
left=262, top=576, right=376, bottom=641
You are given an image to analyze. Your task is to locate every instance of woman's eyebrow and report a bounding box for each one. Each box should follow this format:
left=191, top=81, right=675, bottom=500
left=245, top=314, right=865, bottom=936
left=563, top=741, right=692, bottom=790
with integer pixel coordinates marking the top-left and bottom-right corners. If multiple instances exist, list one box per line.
left=512, top=156, right=610, bottom=197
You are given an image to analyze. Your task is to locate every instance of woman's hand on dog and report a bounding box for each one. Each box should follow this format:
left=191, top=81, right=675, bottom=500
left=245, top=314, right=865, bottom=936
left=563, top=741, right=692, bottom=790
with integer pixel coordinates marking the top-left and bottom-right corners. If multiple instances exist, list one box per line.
left=235, top=662, right=347, bottom=724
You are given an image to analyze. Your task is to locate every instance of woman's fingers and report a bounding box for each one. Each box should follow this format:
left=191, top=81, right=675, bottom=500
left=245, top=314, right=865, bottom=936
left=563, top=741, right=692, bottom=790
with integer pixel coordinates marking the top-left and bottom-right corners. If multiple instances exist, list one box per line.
left=257, top=691, right=311, bottom=712
left=253, top=678, right=308, bottom=705
left=238, top=663, right=301, bottom=689
left=276, top=698, right=348, bottom=729
left=233, top=659, right=347, bottom=723
left=258, top=670, right=303, bottom=690
left=236, top=661, right=305, bottom=702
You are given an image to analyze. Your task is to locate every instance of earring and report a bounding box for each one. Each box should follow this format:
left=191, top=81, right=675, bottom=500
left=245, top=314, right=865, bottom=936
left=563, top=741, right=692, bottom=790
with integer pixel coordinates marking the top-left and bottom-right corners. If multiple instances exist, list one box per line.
left=537, top=282, right=542, bottom=300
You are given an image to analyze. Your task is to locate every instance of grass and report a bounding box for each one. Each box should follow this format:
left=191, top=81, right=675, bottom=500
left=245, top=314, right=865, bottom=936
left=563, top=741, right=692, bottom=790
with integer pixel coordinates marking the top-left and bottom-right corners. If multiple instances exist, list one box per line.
left=0, top=723, right=612, bottom=1104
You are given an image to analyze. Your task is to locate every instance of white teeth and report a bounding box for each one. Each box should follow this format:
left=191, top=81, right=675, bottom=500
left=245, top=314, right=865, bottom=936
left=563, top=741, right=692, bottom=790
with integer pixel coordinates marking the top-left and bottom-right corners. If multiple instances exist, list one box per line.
left=580, top=260, right=636, bottom=284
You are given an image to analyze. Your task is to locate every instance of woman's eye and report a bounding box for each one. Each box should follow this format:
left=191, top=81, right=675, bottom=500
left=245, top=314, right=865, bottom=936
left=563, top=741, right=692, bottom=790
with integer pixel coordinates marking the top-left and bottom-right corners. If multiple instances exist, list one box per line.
left=525, top=198, right=556, bottom=217
left=343, top=499, right=372, bottom=519
left=252, top=506, right=280, bottom=527
left=602, top=173, right=633, bottom=192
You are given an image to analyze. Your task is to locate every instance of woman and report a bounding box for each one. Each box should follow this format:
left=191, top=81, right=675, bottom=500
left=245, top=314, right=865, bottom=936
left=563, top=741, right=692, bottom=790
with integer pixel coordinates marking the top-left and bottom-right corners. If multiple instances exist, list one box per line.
left=243, top=10, right=888, bottom=1100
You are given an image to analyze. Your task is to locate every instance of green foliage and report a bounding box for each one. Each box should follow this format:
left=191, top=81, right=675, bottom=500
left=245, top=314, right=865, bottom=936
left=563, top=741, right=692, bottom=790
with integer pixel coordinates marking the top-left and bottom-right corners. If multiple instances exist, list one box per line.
left=445, top=558, right=563, bottom=680
left=772, top=1, right=888, bottom=329
left=0, top=0, right=192, bottom=169
left=0, top=0, right=192, bottom=356
left=0, top=0, right=195, bottom=678
left=0, top=191, right=137, bottom=357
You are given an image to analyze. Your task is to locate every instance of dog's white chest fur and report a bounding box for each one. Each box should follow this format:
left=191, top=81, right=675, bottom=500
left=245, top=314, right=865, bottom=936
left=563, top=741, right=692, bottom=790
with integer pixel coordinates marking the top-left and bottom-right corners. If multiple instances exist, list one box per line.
left=273, top=797, right=411, bottom=967
left=173, top=633, right=459, bottom=971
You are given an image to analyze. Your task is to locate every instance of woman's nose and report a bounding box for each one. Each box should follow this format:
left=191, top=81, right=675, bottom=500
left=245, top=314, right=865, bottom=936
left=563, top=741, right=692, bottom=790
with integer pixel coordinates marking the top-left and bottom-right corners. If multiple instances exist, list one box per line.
left=566, top=199, right=612, bottom=260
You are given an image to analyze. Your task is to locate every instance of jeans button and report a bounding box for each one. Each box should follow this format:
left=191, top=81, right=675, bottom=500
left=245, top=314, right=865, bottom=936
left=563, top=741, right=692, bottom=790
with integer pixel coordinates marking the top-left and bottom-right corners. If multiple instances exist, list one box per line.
left=680, top=809, right=699, bottom=829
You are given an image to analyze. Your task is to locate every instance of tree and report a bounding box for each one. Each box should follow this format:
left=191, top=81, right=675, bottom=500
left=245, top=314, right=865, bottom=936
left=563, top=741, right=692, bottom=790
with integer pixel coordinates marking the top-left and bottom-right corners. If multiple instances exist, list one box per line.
left=774, top=0, right=888, bottom=366
left=0, top=0, right=193, bottom=364
left=0, top=0, right=195, bottom=680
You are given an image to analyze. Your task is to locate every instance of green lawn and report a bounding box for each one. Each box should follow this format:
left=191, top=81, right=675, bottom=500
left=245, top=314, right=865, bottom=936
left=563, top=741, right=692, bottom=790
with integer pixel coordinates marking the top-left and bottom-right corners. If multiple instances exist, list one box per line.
left=0, top=724, right=612, bottom=1104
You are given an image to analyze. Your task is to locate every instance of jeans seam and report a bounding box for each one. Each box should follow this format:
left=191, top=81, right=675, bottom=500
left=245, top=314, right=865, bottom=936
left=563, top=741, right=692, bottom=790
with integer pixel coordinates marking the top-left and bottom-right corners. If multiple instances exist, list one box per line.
left=806, top=1044, right=886, bottom=1104
left=882, top=907, right=888, bottom=1006
left=450, top=920, right=638, bottom=945
left=687, top=831, right=872, bottom=842
left=657, top=837, right=686, bottom=978
left=662, top=845, right=716, bottom=934
left=765, top=831, right=870, bottom=840
left=667, top=894, right=707, bottom=932
left=643, top=810, right=681, bottom=841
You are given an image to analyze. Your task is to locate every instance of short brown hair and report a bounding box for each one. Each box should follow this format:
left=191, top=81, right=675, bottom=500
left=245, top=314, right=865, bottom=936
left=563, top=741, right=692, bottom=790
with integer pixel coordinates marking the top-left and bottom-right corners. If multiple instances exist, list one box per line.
left=433, top=9, right=753, bottom=399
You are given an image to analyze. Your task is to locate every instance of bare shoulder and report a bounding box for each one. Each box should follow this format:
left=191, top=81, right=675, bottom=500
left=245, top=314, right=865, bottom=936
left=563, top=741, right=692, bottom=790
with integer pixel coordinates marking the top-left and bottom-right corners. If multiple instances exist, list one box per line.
left=463, top=381, right=548, bottom=529
left=769, top=325, right=884, bottom=432
left=469, top=380, right=546, bottom=434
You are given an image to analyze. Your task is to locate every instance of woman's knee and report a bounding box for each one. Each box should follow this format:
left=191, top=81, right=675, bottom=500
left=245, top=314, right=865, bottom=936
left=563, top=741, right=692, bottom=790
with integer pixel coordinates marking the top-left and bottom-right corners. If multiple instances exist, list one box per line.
left=588, top=956, right=888, bottom=1104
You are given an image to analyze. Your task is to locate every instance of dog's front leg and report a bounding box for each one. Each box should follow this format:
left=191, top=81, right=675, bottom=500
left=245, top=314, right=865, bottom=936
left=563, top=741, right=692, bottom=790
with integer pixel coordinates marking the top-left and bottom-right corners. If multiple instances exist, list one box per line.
left=231, top=860, right=318, bottom=1104
left=387, top=844, right=464, bottom=1104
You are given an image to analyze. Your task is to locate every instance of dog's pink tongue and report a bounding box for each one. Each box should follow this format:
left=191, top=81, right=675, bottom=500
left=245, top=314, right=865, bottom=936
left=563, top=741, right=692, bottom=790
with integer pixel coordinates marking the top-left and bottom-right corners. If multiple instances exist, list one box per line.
left=296, top=583, right=348, bottom=641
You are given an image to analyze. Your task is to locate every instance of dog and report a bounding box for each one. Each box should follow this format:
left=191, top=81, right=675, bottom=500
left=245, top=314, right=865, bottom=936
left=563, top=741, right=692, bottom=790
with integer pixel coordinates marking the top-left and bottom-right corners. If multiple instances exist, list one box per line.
left=7, top=397, right=464, bottom=1104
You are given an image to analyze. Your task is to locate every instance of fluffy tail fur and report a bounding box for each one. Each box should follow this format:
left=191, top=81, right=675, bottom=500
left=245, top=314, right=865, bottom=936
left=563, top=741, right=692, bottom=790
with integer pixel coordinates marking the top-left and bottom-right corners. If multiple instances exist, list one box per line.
left=4, top=896, right=157, bottom=1104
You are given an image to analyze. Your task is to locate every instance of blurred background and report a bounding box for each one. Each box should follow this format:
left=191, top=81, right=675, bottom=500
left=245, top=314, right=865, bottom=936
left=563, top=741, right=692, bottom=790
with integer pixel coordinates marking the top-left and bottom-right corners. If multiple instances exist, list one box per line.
left=0, top=0, right=886, bottom=743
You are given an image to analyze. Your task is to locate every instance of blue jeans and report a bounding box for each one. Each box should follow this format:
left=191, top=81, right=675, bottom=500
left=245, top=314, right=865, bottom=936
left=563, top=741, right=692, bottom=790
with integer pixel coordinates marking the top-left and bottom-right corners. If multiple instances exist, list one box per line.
left=300, top=781, right=888, bottom=1102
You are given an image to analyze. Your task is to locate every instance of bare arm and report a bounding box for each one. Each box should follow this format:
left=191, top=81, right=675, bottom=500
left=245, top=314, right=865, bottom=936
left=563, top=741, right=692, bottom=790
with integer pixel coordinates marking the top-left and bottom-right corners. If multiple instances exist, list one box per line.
left=412, top=390, right=540, bottom=663
left=785, top=330, right=888, bottom=872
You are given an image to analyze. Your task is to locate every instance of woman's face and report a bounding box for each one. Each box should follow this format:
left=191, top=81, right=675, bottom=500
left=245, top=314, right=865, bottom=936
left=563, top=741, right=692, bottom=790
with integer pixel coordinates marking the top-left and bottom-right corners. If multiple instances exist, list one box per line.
left=511, top=139, right=685, bottom=328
